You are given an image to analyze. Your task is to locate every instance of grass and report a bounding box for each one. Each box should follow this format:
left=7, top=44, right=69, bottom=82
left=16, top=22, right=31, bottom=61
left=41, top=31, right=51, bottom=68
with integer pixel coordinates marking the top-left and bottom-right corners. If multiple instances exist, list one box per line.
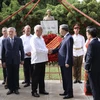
left=0, top=63, right=85, bottom=80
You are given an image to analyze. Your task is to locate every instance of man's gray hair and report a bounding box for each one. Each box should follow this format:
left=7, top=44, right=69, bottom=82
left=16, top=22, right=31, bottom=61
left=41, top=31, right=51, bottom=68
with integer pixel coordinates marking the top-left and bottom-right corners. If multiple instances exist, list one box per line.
left=60, top=24, right=69, bottom=31
left=34, top=25, right=42, bottom=33
left=7, top=27, right=16, bottom=32
left=2, top=27, right=7, bottom=31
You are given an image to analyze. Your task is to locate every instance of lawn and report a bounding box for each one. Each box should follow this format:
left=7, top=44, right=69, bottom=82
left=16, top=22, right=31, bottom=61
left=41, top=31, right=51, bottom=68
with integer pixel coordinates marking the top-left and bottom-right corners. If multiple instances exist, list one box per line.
left=0, top=63, right=85, bottom=80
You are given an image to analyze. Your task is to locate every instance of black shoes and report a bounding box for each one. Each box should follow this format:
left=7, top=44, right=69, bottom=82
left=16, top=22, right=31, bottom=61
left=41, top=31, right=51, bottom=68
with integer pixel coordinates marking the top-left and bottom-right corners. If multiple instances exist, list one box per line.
left=32, top=92, right=40, bottom=97
left=22, top=81, right=26, bottom=84
left=32, top=90, right=49, bottom=97
left=77, top=80, right=82, bottom=84
left=24, top=84, right=30, bottom=87
left=63, top=94, right=73, bottom=99
left=14, top=90, right=19, bottom=94
left=74, top=80, right=77, bottom=84
left=59, top=93, right=66, bottom=96
left=7, top=90, right=19, bottom=95
left=39, top=91, right=49, bottom=95
left=2, top=81, right=5, bottom=85
left=32, top=91, right=49, bottom=97
left=74, top=80, right=82, bottom=84
left=6, top=90, right=13, bottom=95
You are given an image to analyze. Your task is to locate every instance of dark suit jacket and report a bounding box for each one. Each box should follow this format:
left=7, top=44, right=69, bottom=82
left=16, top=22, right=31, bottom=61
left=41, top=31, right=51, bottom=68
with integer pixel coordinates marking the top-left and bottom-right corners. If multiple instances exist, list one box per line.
left=53, top=33, right=73, bottom=66
left=1, top=36, right=24, bottom=65
left=85, top=38, right=100, bottom=72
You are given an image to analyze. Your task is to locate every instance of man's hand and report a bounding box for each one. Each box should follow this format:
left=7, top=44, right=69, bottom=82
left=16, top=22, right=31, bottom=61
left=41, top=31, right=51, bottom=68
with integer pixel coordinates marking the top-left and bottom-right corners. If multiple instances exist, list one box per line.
left=48, top=49, right=52, bottom=54
left=26, top=52, right=31, bottom=56
left=65, top=64, right=69, bottom=68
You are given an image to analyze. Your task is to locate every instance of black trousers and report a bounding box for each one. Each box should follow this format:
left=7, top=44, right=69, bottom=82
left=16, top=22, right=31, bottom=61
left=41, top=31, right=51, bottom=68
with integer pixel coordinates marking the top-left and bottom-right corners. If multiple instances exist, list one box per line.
left=23, top=58, right=32, bottom=84
left=60, top=65, right=73, bottom=95
left=31, top=62, right=45, bottom=93
left=2, top=67, right=7, bottom=82
left=88, top=72, right=100, bottom=100
left=6, top=64, right=19, bottom=91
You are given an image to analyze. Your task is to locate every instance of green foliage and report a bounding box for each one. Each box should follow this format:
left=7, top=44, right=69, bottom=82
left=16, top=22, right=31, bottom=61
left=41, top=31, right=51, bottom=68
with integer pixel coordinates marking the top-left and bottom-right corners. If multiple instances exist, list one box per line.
left=0, top=0, right=100, bottom=37
left=66, top=0, right=79, bottom=3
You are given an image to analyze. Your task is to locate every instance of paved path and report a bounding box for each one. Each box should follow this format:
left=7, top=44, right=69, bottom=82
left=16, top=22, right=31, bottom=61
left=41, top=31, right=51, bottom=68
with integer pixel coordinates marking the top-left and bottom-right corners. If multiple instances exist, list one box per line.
left=0, top=80, right=93, bottom=100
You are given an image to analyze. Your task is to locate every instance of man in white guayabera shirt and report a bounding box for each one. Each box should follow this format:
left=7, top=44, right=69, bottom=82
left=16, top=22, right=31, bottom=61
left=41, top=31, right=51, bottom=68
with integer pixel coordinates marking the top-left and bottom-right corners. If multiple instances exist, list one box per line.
left=20, top=25, right=33, bottom=87
left=30, top=25, right=50, bottom=98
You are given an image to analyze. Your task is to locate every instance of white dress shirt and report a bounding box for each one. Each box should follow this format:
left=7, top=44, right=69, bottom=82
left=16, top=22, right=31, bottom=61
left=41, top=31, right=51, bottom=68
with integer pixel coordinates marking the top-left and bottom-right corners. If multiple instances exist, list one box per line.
left=30, top=34, right=48, bottom=64
left=0, top=36, right=5, bottom=59
left=20, top=34, right=33, bottom=58
left=64, top=32, right=69, bottom=38
left=72, top=34, right=85, bottom=56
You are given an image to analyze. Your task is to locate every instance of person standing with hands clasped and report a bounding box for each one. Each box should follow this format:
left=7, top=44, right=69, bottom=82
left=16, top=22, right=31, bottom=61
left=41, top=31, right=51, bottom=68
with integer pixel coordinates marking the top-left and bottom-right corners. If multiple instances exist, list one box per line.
left=20, top=25, right=33, bottom=87
left=85, top=26, right=100, bottom=100
left=1, top=27, right=24, bottom=95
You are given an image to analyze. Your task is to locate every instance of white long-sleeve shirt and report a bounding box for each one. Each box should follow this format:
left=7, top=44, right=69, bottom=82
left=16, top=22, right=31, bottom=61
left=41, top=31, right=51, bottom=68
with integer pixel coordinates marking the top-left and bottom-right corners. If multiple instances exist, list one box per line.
left=30, top=34, right=48, bottom=64
left=20, top=34, right=33, bottom=58
left=72, top=34, right=85, bottom=56
left=0, top=36, right=6, bottom=59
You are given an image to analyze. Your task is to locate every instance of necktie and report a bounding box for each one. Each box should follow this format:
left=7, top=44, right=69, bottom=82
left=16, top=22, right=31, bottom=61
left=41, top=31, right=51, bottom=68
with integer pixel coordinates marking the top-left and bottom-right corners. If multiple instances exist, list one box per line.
left=10, top=38, right=14, bottom=47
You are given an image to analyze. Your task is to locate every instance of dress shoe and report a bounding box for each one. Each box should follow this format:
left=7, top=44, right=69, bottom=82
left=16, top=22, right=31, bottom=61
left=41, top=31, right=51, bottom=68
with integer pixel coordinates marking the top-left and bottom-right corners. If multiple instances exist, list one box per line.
left=59, top=93, right=66, bottom=96
left=2, top=81, right=5, bottom=85
left=22, top=81, right=26, bottom=84
left=14, top=90, right=19, bottom=94
left=74, top=80, right=78, bottom=84
left=7, top=90, right=13, bottom=95
left=63, top=94, right=73, bottom=99
left=39, top=91, right=49, bottom=95
left=78, top=80, right=82, bottom=84
left=32, top=92, right=40, bottom=97
left=24, top=84, right=30, bottom=87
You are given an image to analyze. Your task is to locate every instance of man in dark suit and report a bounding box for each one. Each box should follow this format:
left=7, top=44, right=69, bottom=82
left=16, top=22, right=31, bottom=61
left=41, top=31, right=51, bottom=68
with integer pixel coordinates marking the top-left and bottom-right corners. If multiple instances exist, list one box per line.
left=1, top=27, right=24, bottom=95
left=51, top=24, right=73, bottom=99
left=85, top=26, right=100, bottom=100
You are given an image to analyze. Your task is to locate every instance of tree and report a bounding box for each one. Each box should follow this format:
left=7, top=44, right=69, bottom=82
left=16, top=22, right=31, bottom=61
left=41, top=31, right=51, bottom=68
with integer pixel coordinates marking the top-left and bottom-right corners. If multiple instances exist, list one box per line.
left=0, top=0, right=3, bottom=11
left=0, top=0, right=100, bottom=37
left=67, top=0, right=79, bottom=3
left=17, top=0, right=26, bottom=5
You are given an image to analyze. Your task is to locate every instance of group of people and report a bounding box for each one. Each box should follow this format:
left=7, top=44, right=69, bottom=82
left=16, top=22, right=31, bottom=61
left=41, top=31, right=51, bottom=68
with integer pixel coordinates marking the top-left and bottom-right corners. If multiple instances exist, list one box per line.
left=0, top=25, right=50, bottom=97
left=48, top=23, right=100, bottom=100
left=0, top=21, right=100, bottom=100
